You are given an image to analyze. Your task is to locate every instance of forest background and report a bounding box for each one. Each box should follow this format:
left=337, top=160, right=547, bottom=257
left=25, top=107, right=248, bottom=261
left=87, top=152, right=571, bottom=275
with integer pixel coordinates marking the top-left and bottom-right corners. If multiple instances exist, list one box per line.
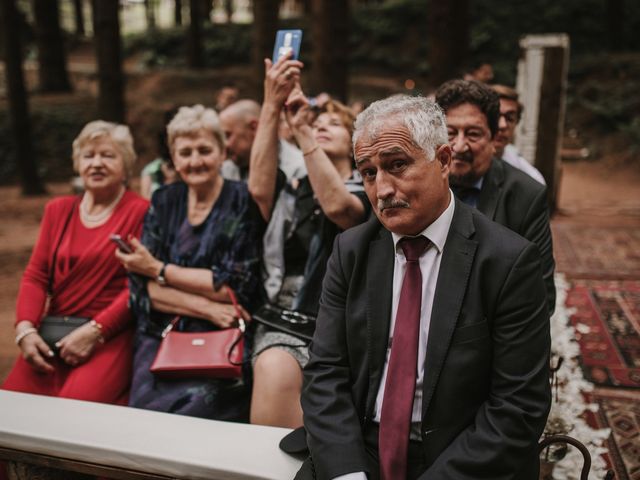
left=1, top=0, right=639, bottom=194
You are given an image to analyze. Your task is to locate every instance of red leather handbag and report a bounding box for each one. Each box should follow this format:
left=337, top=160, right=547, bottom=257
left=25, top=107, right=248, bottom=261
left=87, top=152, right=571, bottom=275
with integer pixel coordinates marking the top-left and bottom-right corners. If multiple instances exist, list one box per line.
left=150, top=316, right=245, bottom=379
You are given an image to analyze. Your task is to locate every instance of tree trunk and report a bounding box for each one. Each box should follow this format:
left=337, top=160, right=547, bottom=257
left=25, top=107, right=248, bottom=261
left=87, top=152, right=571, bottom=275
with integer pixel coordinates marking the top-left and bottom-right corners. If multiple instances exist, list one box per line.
left=33, top=0, right=71, bottom=92
left=224, top=0, right=233, bottom=23
left=187, top=0, right=204, bottom=68
left=252, top=0, right=279, bottom=98
left=174, top=0, right=182, bottom=26
left=72, top=0, right=85, bottom=36
left=427, top=0, right=468, bottom=87
left=0, top=0, right=46, bottom=195
left=144, top=0, right=156, bottom=31
left=606, top=0, right=624, bottom=51
left=92, top=0, right=125, bottom=122
left=201, top=0, right=212, bottom=23
left=311, top=0, right=349, bottom=102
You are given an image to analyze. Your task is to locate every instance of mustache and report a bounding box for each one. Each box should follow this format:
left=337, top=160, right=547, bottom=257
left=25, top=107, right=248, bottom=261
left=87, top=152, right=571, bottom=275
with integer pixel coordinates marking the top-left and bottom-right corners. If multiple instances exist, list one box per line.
left=453, top=151, right=474, bottom=164
left=378, top=198, right=410, bottom=212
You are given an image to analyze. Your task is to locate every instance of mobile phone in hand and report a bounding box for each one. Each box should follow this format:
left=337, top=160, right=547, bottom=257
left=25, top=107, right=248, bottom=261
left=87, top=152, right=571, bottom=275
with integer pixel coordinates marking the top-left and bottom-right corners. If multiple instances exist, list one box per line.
left=272, top=29, right=302, bottom=64
left=110, top=234, right=133, bottom=254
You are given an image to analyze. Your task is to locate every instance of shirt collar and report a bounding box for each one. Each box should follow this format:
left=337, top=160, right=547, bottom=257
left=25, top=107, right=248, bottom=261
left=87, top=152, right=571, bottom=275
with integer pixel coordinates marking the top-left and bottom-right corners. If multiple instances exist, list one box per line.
left=391, top=189, right=455, bottom=255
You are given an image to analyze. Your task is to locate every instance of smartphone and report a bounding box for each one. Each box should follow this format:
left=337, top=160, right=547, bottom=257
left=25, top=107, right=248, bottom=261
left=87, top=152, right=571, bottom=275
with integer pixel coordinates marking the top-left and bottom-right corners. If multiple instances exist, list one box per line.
left=272, top=29, right=302, bottom=64
left=110, top=234, right=133, bottom=254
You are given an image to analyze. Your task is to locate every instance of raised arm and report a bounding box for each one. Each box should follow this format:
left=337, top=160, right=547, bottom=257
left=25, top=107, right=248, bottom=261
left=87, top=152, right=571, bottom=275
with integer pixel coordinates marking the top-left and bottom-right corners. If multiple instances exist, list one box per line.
left=248, top=54, right=302, bottom=221
left=284, top=89, right=365, bottom=230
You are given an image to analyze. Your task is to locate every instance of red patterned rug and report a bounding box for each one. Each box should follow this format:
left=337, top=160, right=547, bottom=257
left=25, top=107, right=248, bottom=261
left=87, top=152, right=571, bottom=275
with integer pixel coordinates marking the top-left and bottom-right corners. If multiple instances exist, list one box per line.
left=552, top=224, right=640, bottom=280
left=585, top=388, right=640, bottom=480
left=565, top=280, right=640, bottom=388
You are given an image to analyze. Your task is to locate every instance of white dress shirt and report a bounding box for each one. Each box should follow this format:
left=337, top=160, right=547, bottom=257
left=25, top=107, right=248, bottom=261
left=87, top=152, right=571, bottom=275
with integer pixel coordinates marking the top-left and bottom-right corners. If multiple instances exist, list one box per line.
left=502, top=144, right=546, bottom=185
left=332, top=192, right=456, bottom=480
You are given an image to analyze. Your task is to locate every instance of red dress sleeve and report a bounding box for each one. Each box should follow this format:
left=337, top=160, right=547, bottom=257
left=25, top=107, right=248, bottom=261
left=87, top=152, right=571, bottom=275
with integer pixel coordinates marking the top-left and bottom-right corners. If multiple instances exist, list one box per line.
left=15, top=199, right=72, bottom=327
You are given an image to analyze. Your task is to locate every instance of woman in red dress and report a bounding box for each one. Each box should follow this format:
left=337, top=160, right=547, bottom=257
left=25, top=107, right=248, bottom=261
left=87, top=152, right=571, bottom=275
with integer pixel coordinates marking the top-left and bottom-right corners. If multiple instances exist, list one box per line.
left=1, top=120, right=148, bottom=404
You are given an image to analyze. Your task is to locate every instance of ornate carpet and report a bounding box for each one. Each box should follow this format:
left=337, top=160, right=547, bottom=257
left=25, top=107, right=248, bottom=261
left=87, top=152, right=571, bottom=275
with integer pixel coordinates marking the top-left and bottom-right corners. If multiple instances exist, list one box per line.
left=585, top=388, right=640, bottom=480
left=565, top=280, right=640, bottom=388
left=552, top=224, right=640, bottom=280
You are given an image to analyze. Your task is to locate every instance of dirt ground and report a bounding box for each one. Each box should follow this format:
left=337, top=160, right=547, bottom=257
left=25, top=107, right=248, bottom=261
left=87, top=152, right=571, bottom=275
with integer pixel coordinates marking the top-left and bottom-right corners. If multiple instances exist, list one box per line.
left=0, top=159, right=638, bottom=381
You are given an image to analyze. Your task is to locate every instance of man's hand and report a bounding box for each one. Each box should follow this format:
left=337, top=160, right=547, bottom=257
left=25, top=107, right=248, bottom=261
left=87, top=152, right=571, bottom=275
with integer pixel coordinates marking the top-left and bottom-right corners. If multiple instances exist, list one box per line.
left=56, top=323, right=103, bottom=366
left=115, top=236, right=163, bottom=279
left=263, top=53, right=303, bottom=110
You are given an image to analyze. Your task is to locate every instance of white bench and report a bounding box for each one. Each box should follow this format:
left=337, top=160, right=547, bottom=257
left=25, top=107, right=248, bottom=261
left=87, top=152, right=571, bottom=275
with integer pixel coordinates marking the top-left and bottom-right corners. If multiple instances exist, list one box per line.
left=0, top=390, right=302, bottom=479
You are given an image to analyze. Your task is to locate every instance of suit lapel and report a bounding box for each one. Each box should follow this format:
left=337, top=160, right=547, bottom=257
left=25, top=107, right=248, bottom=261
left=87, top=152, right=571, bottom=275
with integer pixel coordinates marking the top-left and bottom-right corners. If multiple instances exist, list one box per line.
left=477, top=158, right=504, bottom=220
left=365, top=226, right=394, bottom=418
left=422, top=200, right=477, bottom=418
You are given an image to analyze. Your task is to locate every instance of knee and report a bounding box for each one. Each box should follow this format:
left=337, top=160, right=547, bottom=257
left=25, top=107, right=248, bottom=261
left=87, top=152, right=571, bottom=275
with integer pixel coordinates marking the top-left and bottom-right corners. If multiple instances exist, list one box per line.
left=254, top=348, right=302, bottom=391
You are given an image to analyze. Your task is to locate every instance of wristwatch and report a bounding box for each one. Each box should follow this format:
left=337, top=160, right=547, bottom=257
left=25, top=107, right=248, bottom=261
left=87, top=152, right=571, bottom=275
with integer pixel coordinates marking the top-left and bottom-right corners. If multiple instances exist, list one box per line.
left=156, top=263, right=168, bottom=286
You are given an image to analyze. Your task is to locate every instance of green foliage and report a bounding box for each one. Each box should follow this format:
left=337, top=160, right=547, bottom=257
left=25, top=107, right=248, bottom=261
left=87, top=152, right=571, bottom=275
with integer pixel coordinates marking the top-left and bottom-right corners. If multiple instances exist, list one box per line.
left=0, top=99, right=96, bottom=183
left=123, top=24, right=251, bottom=68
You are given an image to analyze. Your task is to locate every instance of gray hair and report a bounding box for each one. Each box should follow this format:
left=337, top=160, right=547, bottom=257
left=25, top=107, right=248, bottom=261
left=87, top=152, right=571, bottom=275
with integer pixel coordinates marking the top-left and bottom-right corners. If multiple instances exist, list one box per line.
left=167, top=104, right=225, bottom=151
left=352, top=95, right=448, bottom=160
left=72, top=120, right=136, bottom=176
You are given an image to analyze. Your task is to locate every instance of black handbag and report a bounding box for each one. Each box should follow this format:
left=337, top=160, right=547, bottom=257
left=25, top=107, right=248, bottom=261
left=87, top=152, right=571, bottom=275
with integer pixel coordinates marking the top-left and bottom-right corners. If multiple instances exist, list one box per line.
left=252, top=303, right=315, bottom=342
left=39, top=315, right=91, bottom=350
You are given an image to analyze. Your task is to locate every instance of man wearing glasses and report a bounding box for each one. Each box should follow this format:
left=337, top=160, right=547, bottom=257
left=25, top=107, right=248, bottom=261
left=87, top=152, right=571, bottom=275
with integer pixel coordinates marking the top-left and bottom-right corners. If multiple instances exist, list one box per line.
left=436, top=79, right=556, bottom=315
left=491, top=84, right=546, bottom=185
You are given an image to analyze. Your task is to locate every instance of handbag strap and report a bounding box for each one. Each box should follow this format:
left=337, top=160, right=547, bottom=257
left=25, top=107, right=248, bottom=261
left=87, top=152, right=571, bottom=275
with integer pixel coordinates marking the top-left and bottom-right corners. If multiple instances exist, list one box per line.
left=48, top=197, right=80, bottom=295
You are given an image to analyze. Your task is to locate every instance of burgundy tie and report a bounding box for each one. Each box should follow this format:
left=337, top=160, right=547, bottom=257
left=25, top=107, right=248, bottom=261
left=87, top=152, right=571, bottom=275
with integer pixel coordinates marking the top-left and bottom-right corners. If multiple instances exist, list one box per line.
left=379, top=236, right=430, bottom=480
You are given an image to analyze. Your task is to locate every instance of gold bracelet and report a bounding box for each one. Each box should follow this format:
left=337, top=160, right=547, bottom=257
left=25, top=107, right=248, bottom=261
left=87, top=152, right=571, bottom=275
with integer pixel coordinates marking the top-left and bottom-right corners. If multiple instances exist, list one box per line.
left=302, top=144, right=320, bottom=156
left=15, top=327, right=37, bottom=346
left=89, top=320, right=105, bottom=344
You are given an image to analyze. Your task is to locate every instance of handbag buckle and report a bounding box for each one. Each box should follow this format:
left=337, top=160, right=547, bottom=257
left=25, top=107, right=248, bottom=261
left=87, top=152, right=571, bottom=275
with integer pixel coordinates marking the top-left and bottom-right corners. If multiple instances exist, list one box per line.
left=191, top=339, right=205, bottom=346
left=160, top=323, right=174, bottom=338
left=238, top=319, right=246, bottom=333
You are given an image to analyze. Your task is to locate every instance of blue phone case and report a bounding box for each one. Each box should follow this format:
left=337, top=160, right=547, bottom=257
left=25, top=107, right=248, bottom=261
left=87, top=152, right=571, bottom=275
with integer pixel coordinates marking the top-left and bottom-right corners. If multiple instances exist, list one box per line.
left=272, top=29, right=303, bottom=63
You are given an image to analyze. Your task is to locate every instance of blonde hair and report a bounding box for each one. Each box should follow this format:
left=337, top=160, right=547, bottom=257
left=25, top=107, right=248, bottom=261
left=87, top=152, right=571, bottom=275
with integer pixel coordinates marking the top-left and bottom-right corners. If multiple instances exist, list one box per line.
left=166, top=105, right=225, bottom=152
left=72, top=120, right=137, bottom=176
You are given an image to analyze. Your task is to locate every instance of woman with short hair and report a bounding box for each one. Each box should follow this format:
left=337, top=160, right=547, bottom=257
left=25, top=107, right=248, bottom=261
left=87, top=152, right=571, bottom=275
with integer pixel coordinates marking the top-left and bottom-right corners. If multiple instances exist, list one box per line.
left=2, top=120, right=148, bottom=404
left=118, top=105, right=261, bottom=421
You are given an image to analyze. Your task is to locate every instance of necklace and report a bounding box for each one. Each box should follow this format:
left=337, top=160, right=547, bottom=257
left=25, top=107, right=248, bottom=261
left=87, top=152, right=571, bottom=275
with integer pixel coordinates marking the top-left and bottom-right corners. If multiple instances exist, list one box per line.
left=80, top=187, right=125, bottom=224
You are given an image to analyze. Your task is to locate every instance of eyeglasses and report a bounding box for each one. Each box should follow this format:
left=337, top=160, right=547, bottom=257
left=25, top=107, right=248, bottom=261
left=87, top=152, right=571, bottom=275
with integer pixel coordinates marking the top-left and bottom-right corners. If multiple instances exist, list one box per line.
left=499, top=111, right=519, bottom=125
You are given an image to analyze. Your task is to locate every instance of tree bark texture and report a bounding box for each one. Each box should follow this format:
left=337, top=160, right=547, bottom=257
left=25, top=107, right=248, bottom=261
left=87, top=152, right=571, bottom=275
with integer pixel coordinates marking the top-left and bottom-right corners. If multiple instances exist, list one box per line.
left=33, top=0, right=71, bottom=92
left=92, top=0, right=125, bottom=122
left=310, top=0, right=349, bottom=102
left=252, top=0, right=279, bottom=98
left=0, top=0, right=46, bottom=194
left=145, top=0, right=157, bottom=31
left=427, top=0, right=469, bottom=87
left=72, top=0, right=85, bottom=36
left=187, top=0, right=204, bottom=68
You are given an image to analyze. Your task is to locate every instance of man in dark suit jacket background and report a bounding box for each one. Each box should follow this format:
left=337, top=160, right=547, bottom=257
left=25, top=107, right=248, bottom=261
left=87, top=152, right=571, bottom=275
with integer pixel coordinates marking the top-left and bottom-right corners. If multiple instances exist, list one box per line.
left=435, top=80, right=556, bottom=315
left=300, top=95, right=551, bottom=479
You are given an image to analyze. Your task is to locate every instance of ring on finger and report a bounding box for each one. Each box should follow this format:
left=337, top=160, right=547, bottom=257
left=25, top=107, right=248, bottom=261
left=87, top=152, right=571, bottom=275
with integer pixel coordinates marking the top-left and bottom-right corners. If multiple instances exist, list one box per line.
left=285, top=69, right=293, bottom=79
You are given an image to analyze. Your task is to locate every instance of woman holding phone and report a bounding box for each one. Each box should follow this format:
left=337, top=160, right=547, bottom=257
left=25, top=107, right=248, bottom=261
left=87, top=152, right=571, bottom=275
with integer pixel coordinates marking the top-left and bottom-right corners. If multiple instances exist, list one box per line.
left=2, top=121, right=148, bottom=404
left=116, top=105, right=262, bottom=421
left=248, top=55, right=371, bottom=428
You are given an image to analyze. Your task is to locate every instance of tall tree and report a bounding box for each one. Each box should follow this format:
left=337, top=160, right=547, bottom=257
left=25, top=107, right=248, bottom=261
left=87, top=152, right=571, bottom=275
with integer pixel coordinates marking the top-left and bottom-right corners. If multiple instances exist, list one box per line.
left=174, top=0, right=182, bottom=26
left=92, top=0, right=125, bottom=122
left=427, top=0, right=469, bottom=87
left=224, top=0, right=233, bottom=23
left=33, top=0, right=71, bottom=92
left=201, top=0, right=212, bottom=23
left=145, top=0, right=156, bottom=31
left=1, top=0, right=46, bottom=194
left=252, top=0, right=279, bottom=97
left=310, top=0, right=349, bottom=102
left=72, top=0, right=85, bottom=36
left=606, top=0, right=624, bottom=50
left=187, top=0, right=204, bottom=68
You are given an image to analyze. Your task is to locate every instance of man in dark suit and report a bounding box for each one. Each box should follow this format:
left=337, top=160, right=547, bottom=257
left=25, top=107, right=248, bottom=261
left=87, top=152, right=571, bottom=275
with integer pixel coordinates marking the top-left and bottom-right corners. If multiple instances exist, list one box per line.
left=435, top=79, right=556, bottom=315
left=300, top=95, right=551, bottom=480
